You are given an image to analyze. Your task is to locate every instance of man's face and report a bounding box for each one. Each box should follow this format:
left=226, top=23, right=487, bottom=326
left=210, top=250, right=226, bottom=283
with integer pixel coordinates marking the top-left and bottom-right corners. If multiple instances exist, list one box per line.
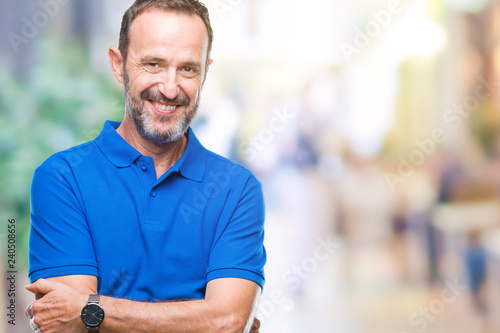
left=123, top=9, right=210, bottom=144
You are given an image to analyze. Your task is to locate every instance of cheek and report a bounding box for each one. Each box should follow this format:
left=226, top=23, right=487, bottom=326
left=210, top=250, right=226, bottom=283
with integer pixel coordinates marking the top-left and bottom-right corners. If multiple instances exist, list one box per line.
left=193, top=87, right=200, bottom=103
left=181, top=80, right=202, bottom=102
left=130, top=74, right=158, bottom=96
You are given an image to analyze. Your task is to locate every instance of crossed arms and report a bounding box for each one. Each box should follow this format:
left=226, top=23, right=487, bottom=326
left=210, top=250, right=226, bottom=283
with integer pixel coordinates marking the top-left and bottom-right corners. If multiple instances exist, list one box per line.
left=27, top=143, right=265, bottom=332
left=26, top=274, right=261, bottom=333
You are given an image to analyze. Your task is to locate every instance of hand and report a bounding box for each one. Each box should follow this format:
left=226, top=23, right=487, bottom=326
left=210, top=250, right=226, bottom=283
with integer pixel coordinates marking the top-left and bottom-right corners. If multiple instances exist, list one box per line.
left=250, top=317, right=261, bottom=333
left=25, top=279, right=88, bottom=333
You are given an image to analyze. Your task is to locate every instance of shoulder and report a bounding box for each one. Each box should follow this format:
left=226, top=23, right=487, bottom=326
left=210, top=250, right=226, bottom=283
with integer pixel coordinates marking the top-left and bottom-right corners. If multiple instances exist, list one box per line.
left=204, top=150, right=260, bottom=186
left=34, top=140, right=98, bottom=181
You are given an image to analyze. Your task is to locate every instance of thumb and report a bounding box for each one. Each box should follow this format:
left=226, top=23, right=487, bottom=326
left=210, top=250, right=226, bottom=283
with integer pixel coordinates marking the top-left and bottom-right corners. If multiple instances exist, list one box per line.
left=25, top=279, right=55, bottom=295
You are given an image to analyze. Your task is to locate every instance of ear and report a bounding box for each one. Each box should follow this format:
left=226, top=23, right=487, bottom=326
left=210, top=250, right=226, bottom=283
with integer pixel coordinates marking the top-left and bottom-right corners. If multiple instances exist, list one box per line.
left=109, top=46, right=125, bottom=84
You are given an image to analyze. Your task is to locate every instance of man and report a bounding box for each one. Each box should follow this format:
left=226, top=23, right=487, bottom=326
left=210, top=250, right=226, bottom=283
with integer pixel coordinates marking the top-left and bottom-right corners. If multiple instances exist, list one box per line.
left=25, top=1, right=266, bottom=332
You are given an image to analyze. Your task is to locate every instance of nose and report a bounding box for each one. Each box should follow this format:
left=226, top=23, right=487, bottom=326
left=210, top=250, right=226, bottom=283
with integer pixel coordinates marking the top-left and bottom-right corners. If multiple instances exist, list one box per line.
left=158, top=68, right=179, bottom=100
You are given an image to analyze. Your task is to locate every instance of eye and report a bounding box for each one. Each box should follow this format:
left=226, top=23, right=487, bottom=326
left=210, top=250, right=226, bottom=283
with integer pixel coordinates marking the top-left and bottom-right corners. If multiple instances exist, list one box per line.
left=181, top=66, right=200, bottom=77
left=144, top=62, right=162, bottom=74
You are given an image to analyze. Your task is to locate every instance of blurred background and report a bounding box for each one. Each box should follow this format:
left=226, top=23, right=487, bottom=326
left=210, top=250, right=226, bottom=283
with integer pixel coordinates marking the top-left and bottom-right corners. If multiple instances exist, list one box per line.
left=2, top=0, right=500, bottom=332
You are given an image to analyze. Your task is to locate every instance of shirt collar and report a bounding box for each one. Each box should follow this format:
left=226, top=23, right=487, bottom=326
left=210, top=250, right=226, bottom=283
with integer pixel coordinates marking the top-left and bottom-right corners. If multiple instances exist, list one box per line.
left=174, top=127, right=206, bottom=182
left=95, top=121, right=206, bottom=182
left=95, top=121, right=141, bottom=168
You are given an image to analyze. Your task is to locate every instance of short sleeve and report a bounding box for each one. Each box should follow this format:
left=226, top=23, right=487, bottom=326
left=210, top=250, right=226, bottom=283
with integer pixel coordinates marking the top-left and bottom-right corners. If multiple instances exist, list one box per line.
left=206, top=178, right=266, bottom=289
left=28, top=157, right=98, bottom=282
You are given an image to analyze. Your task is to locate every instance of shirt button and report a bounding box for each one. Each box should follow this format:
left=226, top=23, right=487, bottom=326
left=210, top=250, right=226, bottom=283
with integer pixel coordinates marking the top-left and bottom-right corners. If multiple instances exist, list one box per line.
left=150, top=191, right=156, bottom=198
left=141, top=164, right=148, bottom=171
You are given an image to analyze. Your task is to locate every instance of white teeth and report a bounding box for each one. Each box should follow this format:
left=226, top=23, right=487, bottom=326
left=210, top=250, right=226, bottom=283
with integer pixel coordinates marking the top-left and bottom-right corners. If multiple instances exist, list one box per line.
left=154, top=102, right=177, bottom=111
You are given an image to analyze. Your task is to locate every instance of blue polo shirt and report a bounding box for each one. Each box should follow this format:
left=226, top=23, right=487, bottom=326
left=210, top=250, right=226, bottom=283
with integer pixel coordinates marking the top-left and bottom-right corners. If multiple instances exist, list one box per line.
left=29, top=121, right=266, bottom=301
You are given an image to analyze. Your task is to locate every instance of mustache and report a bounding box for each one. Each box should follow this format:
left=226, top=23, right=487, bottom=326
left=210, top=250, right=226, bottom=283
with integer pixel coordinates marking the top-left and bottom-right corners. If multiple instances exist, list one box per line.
left=140, top=88, right=190, bottom=106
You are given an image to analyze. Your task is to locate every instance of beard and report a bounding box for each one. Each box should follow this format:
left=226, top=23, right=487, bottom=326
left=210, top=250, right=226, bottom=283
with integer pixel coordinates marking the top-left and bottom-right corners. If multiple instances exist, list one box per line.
left=123, top=70, right=200, bottom=145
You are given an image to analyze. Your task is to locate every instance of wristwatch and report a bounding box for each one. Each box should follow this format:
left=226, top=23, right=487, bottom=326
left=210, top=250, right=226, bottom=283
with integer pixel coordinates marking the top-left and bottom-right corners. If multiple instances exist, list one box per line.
left=81, top=294, right=105, bottom=331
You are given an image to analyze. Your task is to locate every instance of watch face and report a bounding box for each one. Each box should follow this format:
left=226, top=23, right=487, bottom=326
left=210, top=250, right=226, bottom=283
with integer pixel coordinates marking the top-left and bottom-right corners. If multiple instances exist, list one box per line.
left=81, top=304, right=105, bottom=327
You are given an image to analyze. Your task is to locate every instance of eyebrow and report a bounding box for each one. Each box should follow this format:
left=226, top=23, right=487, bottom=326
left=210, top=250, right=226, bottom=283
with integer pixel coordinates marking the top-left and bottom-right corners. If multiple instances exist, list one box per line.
left=140, top=56, right=201, bottom=68
left=140, top=56, right=166, bottom=63
left=181, top=61, right=202, bottom=68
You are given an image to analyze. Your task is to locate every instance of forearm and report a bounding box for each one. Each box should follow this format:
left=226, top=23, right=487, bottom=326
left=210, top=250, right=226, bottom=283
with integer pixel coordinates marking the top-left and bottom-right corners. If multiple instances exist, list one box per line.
left=26, top=278, right=261, bottom=333
left=100, top=278, right=261, bottom=333
left=100, top=297, right=239, bottom=333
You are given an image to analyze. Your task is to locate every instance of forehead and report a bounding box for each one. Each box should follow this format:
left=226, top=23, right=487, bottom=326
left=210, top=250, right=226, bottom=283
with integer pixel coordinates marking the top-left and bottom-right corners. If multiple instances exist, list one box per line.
left=128, top=9, right=209, bottom=61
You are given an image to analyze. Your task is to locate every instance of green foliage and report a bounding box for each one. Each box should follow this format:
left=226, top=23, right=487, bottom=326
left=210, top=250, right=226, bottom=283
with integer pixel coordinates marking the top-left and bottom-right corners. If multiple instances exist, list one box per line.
left=0, top=35, right=124, bottom=267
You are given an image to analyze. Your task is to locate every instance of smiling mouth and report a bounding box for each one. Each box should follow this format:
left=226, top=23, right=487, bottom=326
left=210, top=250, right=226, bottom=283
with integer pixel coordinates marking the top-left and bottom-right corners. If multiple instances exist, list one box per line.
left=149, top=100, right=180, bottom=114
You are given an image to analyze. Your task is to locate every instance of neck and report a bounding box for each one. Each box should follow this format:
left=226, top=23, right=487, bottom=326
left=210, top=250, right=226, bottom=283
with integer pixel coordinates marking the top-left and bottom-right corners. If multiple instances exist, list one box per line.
left=117, top=117, right=188, bottom=179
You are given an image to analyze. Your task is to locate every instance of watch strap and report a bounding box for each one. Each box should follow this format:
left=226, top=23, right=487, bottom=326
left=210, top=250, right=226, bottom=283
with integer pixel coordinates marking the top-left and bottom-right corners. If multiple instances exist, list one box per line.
left=84, top=294, right=103, bottom=332
left=88, top=294, right=100, bottom=304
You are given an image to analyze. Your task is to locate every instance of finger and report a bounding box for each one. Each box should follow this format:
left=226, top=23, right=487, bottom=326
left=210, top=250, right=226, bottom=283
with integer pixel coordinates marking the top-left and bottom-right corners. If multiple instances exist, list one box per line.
left=250, top=325, right=260, bottom=333
left=30, top=316, right=39, bottom=331
left=30, top=292, right=45, bottom=301
left=25, top=302, right=34, bottom=319
left=25, top=279, right=43, bottom=294
left=250, top=318, right=261, bottom=333
left=26, top=279, right=54, bottom=295
left=253, top=318, right=261, bottom=329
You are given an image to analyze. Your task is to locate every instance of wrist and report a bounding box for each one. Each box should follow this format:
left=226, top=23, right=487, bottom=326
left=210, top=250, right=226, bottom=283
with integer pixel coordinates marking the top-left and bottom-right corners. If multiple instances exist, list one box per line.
left=81, top=294, right=105, bottom=331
